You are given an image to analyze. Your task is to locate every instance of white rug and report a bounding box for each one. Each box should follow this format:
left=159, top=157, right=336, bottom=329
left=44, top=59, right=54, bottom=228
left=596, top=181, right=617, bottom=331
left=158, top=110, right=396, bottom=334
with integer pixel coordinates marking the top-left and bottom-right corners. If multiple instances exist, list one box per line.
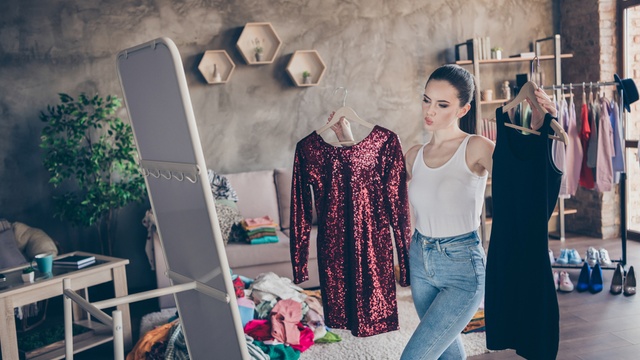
left=139, top=286, right=490, bottom=359
left=300, top=285, right=489, bottom=359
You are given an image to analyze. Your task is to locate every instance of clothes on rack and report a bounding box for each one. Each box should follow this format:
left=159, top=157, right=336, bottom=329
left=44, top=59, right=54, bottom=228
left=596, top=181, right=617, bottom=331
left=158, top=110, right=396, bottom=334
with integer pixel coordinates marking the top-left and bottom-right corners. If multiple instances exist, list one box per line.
left=578, top=91, right=620, bottom=191
left=610, top=101, right=625, bottom=183
left=554, top=97, right=568, bottom=197
left=564, top=95, right=583, bottom=196
left=578, top=100, right=596, bottom=189
left=289, top=125, right=412, bottom=337
left=545, top=84, right=625, bottom=194
left=485, top=108, right=562, bottom=359
left=596, top=97, right=614, bottom=192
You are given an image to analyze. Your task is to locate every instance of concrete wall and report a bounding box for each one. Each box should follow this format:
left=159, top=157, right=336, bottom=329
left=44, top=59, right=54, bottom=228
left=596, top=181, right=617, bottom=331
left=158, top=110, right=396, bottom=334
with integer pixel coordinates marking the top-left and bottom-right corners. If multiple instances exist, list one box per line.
left=0, top=0, right=556, bottom=289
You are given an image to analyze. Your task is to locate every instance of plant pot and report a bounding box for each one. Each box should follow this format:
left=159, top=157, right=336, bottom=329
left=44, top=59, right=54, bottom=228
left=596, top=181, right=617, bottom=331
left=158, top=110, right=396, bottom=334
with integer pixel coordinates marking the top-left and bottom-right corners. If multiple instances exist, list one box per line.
left=255, top=52, right=263, bottom=62
left=22, top=272, right=35, bottom=283
left=303, top=77, right=312, bottom=85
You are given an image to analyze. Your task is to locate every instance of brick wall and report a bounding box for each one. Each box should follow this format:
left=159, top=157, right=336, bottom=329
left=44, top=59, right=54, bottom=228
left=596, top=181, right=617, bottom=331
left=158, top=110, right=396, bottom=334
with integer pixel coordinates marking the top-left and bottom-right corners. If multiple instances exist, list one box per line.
left=560, top=0, right=621, bottom=239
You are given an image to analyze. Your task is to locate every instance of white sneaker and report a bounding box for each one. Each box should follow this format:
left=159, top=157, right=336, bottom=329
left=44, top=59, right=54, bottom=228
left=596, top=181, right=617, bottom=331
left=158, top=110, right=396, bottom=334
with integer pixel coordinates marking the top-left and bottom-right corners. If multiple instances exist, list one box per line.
left=586, top=247, right=600, bottom=267
left=549, top=249, right=555, bottom=265
left=598, top=248, right=612, bottom=267
left=553, top=271, right=559, bottom=291
left=558, top=271, right=574, bottom=292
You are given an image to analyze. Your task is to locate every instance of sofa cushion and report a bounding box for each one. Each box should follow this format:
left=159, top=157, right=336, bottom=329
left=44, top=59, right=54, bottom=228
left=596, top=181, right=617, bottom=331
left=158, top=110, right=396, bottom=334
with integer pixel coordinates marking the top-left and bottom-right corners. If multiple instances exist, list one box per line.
left=226, top=227, right=318, bottom=269
left=275, top=168, right=317, bottom=230
left=0, top=228, right=28, bottom=269
left=224, top=170, right=280, bottom=227
left=13, top=222, right=58, bottom=258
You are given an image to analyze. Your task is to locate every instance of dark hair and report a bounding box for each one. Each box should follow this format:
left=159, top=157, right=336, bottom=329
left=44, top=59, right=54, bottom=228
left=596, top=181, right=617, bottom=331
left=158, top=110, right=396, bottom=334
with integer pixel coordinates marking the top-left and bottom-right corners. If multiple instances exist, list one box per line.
left=426, top=64, right=475, bottom=106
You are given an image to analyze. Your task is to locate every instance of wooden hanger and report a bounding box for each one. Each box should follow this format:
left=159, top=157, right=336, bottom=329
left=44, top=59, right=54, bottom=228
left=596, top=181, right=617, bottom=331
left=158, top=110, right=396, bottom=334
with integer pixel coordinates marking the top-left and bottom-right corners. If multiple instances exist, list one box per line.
left=501, top=81, right=568, bottom=144
left=316, top=88, right=375, bottom=146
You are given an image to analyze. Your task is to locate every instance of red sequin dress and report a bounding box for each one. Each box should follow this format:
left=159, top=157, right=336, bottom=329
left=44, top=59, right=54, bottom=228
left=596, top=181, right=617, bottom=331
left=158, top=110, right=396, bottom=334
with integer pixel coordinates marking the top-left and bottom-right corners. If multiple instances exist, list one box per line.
left=290, top=125, right=411, bottom=337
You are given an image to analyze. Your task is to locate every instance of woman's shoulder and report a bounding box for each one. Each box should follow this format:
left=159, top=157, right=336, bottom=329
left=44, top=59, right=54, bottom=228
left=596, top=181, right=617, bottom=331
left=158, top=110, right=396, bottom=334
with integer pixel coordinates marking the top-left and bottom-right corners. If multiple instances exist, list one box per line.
left=405, top=144, right=423, bottom=162
left=467, top=134, right=494, bottom=153
left=404, top=144, right=424, bottom=179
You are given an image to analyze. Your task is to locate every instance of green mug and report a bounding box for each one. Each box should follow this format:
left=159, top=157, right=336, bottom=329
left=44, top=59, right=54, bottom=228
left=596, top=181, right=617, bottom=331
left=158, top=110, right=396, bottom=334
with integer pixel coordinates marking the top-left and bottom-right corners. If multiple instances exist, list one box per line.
left=34, top=253, right=54, bottom=274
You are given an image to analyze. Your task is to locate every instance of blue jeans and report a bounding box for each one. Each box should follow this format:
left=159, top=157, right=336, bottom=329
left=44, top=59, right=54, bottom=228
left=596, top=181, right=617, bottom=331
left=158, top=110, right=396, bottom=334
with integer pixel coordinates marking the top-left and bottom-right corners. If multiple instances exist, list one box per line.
left=401, top=230, right=486, bottom=360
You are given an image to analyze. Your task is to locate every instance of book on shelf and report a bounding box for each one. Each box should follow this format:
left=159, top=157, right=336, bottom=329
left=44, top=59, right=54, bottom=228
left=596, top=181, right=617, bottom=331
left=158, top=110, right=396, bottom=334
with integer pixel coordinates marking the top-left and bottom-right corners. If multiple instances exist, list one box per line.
left=509, top=52, right=535, bottom=58
left=53, top=255, right=96, bottom=268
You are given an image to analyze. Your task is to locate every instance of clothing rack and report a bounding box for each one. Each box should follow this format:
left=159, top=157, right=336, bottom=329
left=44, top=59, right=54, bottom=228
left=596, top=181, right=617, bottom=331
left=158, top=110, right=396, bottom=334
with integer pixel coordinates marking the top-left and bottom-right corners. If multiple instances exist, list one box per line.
left=540, top=81, right=618, bottom=90
left=541, top=80, right=628, bottom=270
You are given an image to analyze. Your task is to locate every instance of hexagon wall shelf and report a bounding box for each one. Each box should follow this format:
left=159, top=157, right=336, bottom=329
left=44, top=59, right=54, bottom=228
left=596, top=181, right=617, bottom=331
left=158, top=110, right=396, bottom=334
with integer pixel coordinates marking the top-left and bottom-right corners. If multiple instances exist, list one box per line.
left=198, top=50, right=235, bottom=84
left=236, top=22, right=282, bottom=65
left=286, top=50, right=327, bottom=87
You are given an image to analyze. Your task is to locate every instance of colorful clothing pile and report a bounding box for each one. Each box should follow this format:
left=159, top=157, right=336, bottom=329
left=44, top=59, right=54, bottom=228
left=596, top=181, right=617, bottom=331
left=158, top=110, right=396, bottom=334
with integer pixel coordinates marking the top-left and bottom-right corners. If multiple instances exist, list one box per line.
left=240, top=216, right=279, bottom=245
left=462, top=309, right=485, bottom=334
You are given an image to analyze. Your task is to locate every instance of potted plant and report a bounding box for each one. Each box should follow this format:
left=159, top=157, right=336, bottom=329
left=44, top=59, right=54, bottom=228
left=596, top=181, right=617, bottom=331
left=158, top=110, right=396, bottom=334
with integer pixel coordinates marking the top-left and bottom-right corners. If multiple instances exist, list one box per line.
left=22, top=265, right=35, bottom=283
left=302, top=71, right=312, bottom=84
left=491, top=47, right=503, bottom=60
left=252, top=37, right=264, bottom=62
left=39, top=93, right=147, bottom=256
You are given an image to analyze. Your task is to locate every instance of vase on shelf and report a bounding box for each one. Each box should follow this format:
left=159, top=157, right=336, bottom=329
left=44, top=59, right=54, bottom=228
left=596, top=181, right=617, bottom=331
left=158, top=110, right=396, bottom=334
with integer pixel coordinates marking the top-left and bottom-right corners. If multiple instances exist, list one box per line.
left=212, top=64, right=222, bottom=83
left=255, top=52, right=263, bottom=62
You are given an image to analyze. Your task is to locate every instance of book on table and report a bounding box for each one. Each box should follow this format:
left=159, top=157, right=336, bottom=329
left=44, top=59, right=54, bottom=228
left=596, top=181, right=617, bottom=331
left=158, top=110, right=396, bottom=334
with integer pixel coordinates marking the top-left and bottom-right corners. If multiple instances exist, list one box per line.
left=53, top=255, right=96, bottom=269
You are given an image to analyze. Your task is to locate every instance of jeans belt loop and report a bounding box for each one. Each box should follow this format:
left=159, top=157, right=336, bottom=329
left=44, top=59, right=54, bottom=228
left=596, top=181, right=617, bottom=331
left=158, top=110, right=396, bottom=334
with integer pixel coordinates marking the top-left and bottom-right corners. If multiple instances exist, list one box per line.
left=436, top=240, right=442, bottom=252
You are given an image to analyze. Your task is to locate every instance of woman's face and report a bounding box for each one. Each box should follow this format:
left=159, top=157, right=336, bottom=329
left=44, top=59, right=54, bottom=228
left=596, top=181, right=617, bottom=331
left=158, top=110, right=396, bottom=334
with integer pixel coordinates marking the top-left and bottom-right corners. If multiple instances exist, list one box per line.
left=422, top=79, right=470, bottom=131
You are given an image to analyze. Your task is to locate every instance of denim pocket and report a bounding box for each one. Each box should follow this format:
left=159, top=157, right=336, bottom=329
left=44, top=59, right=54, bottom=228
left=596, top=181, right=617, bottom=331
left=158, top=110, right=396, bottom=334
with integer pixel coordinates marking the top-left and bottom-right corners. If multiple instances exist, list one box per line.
left=443, top=244, right=474, bottom=262
left=469, top=245, right=486, bottom=287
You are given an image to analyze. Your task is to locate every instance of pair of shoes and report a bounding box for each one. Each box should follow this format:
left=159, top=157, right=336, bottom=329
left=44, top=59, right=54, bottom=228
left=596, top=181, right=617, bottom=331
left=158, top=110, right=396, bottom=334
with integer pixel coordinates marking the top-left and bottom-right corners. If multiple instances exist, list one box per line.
left=577, top=262, right=603, bottom=293
left=611, top=263, right=624, bottom=295
left=624, top=266, right=636, bottom=296
left=556, top=248, right=582, bottom=265
left=586, top=247, right=613, bottom=267
left=558, top=271, right=574, bottom=292
left=585, top=247, right=600, bottom=267
left=599, top=248, right=613, bottom=267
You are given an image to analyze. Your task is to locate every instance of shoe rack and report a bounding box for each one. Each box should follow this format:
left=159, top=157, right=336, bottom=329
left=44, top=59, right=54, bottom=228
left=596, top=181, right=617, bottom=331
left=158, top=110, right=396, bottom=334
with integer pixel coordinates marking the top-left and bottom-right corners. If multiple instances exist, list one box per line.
left=550, top=173, right=629, bottom=271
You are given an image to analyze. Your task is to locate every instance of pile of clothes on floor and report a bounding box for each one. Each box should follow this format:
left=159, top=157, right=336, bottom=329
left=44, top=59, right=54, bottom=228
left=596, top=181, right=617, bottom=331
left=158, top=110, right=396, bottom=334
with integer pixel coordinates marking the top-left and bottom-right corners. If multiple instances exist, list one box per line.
left=127, top=272, right=340, bottom=360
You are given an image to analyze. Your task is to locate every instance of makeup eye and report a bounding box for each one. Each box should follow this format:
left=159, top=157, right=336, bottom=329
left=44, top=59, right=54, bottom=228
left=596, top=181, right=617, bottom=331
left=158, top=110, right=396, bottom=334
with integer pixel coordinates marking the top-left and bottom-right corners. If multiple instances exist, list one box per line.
left=422, top=96, right=430, bottom=104
left=439, top=104, right=449, bottom=108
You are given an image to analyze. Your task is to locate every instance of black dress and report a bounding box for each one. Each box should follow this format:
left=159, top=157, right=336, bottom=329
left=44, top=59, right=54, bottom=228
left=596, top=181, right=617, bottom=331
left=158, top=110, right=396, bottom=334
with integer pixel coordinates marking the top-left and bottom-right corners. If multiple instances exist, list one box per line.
left=485, top=108, right=562, bottom=359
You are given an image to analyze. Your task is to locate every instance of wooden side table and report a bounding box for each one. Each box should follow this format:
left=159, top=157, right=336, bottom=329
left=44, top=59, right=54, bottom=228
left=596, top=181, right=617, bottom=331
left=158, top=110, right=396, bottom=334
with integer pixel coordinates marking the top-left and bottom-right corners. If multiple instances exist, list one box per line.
left=0, top=252, right=131, bottom=360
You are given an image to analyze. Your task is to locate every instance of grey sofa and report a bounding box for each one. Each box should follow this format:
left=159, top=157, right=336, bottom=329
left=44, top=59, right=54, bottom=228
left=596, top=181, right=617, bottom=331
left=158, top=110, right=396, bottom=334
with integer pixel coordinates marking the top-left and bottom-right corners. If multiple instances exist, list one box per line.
left=153, top=168, right=320, bottom=309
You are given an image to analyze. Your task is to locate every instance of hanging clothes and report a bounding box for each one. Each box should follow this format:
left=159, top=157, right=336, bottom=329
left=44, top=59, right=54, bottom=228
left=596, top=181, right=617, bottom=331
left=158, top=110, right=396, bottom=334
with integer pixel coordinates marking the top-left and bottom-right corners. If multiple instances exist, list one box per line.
left=610, top=101, right=625, bottom=182
left=586, top=99, right=600, bottom=172
left=565, top=96, right=583, bottom=195
left=596, top=97, right=614, bottom=192
left=553, top=98, right=568, bottom=197
left=579, top=101, right=596, bottom=189
left=485, top=108, right=562, bottom=360
left=290, top=125, right=411, bottom=337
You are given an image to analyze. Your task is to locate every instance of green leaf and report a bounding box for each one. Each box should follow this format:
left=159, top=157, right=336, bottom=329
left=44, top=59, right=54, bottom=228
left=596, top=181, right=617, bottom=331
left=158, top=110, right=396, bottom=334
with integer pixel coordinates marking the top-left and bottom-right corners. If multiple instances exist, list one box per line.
left=39, top=92, right=147, bottom=255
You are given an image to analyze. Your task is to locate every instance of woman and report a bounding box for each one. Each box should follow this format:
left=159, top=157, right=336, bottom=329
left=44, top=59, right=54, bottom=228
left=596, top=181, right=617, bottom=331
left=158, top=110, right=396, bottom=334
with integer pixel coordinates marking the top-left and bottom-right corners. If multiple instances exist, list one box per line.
left=400, top=64, right=492, bottom=360
left=401, top=64, right=556, bottom=359
left=330, top=64, right=556, bottom=359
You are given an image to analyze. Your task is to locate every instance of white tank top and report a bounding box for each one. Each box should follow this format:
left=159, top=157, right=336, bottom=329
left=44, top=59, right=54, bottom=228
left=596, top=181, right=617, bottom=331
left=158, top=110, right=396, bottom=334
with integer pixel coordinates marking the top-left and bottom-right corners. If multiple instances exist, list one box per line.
left=408, top=135, right=488, bottom=237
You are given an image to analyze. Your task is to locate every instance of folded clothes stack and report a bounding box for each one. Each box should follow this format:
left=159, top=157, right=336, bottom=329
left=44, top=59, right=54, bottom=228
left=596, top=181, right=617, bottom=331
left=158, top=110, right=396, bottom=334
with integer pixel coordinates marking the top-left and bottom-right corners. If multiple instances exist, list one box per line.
left=241, top=216, right=279, bottom=245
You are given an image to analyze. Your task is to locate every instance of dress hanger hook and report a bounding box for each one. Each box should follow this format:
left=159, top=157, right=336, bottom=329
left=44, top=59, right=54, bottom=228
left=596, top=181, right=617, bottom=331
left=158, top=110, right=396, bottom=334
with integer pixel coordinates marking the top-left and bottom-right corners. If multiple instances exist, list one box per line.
left=333, top=87, right=348, bottom=107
